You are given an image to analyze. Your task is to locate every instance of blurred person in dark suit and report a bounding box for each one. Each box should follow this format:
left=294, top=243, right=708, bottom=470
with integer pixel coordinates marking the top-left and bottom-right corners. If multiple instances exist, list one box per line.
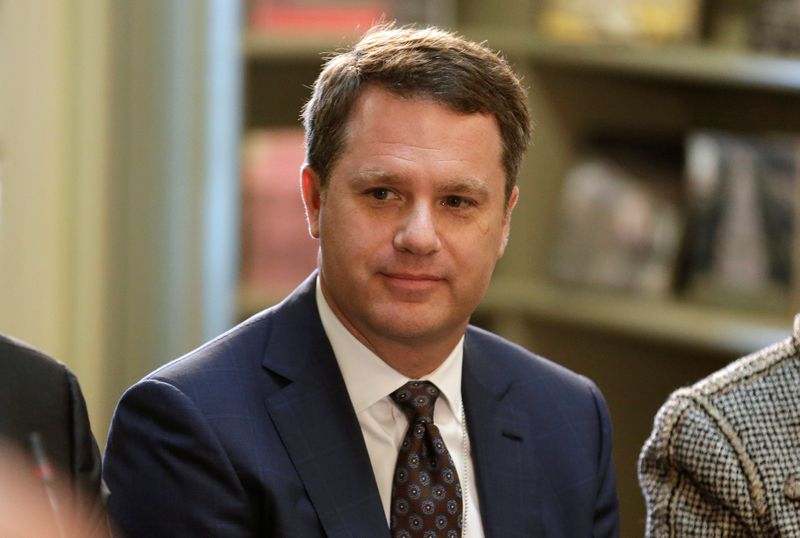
left=0, top=444, right=107, bottom=538
left=0, top=334, right=108, bottom=537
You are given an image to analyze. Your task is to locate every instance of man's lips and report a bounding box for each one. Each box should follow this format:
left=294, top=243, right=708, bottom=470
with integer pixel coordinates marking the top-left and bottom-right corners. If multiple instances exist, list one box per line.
left=381, top=272, right=443, bottom=281
left=379, top=272, right=445, bottom=291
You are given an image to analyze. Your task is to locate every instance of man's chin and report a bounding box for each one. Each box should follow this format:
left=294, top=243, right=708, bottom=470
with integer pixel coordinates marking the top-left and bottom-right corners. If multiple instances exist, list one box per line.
left=369, top=309, right=462, bottom=344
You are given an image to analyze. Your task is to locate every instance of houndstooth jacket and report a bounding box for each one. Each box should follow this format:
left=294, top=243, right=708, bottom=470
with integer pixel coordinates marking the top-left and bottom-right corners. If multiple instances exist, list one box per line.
left=639, top=314, right=800, bottom=537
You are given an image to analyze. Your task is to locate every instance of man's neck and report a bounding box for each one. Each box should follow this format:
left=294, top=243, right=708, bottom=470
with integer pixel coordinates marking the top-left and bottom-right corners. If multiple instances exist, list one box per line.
left=360, top=335, right=463, bottom=379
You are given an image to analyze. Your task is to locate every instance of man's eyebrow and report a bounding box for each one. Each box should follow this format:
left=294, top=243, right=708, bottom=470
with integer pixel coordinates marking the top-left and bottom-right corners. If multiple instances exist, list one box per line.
left=350, top=170, right=407, bottom=186
left=349, top=171, right=492, bottom=198
left=436, top=177, right=491, bottom=198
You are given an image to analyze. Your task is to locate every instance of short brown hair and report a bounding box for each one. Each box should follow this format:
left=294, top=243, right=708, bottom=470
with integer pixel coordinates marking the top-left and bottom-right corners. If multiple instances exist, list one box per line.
left=301, top=24, right=531, bottom=201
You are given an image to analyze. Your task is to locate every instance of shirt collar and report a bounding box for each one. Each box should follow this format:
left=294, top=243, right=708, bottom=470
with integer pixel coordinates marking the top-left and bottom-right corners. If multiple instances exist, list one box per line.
left=315, top=276, right=464, bottom=419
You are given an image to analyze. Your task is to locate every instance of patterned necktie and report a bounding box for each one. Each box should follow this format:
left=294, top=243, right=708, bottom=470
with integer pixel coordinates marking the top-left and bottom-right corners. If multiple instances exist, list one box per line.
left=390, top=380, right=462, bottom=538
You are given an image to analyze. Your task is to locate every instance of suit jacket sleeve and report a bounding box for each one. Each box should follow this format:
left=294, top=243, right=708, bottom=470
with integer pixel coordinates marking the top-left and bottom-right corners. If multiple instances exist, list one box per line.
left=64, top=367, right=109, bottom=537
left=638, top=390, right=757, bottom=537
left=104, top=378, right=255, bottom=537
left=590, top=382, right=621, bottom=538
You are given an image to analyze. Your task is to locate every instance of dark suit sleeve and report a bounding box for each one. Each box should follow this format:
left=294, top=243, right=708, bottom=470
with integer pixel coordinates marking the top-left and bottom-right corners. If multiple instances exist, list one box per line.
left=589, top=382, right=620, bottom=538
left=103, top=379, right=255, bottom=537
left=64, top=368, right=110, bottom=537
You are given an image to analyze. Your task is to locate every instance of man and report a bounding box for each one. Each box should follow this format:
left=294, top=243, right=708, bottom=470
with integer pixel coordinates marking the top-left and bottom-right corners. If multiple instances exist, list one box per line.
left=0, top=334, right=108, bottom=536
left=104, top=25, right=619, bottom=537
left=639, top=314, right=800, bottom=536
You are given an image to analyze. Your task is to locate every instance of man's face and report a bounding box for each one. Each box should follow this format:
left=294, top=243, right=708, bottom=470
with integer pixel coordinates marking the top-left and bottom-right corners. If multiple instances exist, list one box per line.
left=302, top=85, right=518, bottom=353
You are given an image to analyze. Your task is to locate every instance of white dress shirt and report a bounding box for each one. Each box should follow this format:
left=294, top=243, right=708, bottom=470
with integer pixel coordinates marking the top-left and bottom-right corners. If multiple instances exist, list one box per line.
left=316, top=278, right=484, bottom=537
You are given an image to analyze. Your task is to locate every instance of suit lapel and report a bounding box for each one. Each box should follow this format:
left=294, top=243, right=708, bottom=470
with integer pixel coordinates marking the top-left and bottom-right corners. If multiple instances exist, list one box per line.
left=261, top=277, right=387, bottom=538
left=463, top=331, right=541, bottom=537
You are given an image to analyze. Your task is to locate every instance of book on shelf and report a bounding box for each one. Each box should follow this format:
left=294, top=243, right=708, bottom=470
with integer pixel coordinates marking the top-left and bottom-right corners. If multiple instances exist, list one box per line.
left=681, top=130, right=798, bottom=312
left=240, top=128, right=319, bottom=303
left=550, top=136, right=684, bottom=297
left=749, top=0, right=800, bottom=56
left=535, top=0, right=703, bottom=44
left=247, top=0, right=388, bottom=34
left=247, top=0, right=459, bottom=34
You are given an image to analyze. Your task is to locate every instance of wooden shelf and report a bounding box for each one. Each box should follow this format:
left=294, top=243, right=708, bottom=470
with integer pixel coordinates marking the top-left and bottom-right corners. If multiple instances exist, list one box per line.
left=461, top=27, right=800, bottom=94
left=479, top=277, right=793, bottom=356
left=246, top=26, right=800, bottom=93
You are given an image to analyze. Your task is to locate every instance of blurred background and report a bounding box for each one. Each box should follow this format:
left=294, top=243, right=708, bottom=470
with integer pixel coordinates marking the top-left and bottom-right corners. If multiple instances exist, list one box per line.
left=1, top=1, right=799, bottom=535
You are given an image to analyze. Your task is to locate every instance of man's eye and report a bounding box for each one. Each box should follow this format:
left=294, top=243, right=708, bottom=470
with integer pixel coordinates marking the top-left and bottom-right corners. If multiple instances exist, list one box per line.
left=370, top=188, right=390, bottom=200
left=443, top=196, right=468, bottom=208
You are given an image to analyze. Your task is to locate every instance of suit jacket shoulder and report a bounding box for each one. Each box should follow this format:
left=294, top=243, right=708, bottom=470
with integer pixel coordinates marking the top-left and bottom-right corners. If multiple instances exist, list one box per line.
left=463, top=325, right=620, bottom=537
left=464, top=324, right=611, bottom=437
left=104, top=274, right=387, bottom=537
left=639, top=326, right=800, bottom=537
left=465, top=324, right=598, bottom=389
left=134, top=275, right=328, bottom=417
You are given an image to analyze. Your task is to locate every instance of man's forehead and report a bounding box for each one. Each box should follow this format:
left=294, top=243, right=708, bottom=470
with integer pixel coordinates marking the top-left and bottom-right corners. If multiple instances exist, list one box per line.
left=341, top=86, right=501, bottom=148
left=349, top=83, right=488, bottom=119
left=322, top=84, right=506, bottom=193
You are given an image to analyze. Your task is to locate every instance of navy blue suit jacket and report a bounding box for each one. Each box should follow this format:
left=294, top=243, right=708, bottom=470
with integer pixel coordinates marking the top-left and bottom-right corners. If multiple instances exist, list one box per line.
left=104, top=274, right=619, bottom=537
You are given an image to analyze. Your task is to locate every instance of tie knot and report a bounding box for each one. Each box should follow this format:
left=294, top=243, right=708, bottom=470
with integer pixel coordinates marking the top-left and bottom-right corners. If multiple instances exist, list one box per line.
left=390, top=380, right=441, bottom=424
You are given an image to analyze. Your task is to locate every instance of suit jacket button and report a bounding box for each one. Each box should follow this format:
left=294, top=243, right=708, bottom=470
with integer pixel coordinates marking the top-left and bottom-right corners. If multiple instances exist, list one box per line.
left=784, top=474, right=800, bottom=501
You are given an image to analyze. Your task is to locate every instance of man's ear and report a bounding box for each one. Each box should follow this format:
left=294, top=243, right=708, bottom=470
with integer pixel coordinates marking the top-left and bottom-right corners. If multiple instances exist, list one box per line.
left=498, top=185, right=519, bottom=257
left=301, top=164, right=322, bottom=239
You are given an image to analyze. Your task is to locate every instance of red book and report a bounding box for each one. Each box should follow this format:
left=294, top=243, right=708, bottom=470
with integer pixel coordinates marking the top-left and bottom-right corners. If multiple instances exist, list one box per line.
left=249, top=2, right=388, bottom=33
left=241, top=129, right=319, bottom=300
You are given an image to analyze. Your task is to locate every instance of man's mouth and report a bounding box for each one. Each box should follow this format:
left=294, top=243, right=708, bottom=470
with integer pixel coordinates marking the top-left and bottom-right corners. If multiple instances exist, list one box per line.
left=380, top=272, right=444, bottom=292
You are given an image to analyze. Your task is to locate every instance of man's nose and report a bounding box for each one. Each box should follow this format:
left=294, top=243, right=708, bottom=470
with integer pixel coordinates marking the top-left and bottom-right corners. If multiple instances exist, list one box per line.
left=393, top=203, right=442, bottom=255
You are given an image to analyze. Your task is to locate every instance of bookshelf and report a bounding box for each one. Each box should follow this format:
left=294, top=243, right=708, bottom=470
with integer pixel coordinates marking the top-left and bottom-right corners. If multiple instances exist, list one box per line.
left=463, top=28, right=800, bottom=94
left=244, top=26, right=800, bottom=90
left=453, top=28, right=800, bottom=353
left=481, top=276, right=790, bottom=356
left=467, top=18, right=799, bottom=538
left=241, top=3, right=800, bottom=535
